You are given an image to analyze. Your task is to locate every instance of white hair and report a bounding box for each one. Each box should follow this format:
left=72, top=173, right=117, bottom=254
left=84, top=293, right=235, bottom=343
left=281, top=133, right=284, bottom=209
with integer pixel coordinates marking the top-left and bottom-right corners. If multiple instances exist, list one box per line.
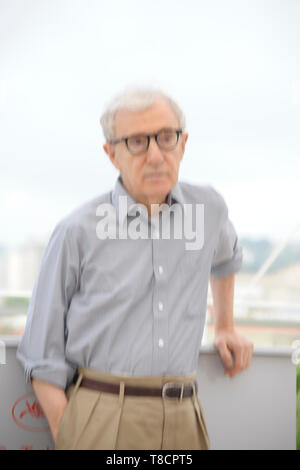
left=99, top=85, right=186, bottom=141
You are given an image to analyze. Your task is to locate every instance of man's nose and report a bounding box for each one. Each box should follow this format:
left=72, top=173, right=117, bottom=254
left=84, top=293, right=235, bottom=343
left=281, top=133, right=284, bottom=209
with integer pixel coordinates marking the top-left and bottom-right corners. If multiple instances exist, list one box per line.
left=146, top=136, right=164, bottom=164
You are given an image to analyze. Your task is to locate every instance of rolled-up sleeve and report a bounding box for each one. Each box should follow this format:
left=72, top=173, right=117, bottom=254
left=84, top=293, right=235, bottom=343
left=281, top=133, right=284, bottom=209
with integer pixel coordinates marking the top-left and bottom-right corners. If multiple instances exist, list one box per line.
left=16, top=218, right=80, bottom=389
left=210, top=198, right=243, bottom=279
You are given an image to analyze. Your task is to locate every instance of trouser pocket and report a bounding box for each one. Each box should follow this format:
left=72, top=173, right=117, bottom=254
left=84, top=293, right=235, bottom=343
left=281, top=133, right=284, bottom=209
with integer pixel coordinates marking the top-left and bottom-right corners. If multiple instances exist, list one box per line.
left=55, top=385, right=75, bottom=450
left=55, top=386, right=100, bottom=450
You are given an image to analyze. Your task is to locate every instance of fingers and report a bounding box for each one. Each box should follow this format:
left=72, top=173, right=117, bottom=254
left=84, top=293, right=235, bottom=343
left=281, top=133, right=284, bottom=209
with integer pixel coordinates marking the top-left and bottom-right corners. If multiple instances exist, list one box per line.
left=225, top=342, right=242, bottom=378
left=214, top=338, right=234, bottom=371
left=214, top=331, right=254, bottom=379
left=226, top=339, right=254, bottom=378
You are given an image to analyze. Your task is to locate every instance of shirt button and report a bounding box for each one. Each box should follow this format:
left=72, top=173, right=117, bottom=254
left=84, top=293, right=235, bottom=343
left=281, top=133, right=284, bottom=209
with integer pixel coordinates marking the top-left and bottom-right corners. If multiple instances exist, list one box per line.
left=158, top=338, right=164, bottom=348
left=158, top=265, right=164, bottom=275
left=158, top=302, right=163, bottom=311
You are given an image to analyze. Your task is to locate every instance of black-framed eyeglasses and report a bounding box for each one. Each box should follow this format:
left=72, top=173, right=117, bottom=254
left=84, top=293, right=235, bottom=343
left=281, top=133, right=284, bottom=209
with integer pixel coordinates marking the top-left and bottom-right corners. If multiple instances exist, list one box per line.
left=109, top=128, right=183, bottom=155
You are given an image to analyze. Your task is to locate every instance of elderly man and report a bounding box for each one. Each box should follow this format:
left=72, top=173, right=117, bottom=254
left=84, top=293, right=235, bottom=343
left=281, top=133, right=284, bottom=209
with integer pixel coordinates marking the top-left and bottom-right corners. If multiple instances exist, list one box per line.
left=17, top=87, right=253, bottom=450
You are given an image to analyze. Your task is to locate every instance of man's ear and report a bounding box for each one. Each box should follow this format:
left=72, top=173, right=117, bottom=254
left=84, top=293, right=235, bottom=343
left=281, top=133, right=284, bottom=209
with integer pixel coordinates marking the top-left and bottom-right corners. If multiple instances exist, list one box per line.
left=182, top=132, right=188, bottom=151
left=179, top=132, right=188, bottom=161
left=103, top=142, right=120, bottom=171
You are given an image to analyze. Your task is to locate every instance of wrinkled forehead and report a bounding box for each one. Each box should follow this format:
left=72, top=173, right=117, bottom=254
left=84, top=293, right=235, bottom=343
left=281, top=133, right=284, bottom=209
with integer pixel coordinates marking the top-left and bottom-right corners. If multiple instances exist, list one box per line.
left=113, top=100, right=180, bottom=137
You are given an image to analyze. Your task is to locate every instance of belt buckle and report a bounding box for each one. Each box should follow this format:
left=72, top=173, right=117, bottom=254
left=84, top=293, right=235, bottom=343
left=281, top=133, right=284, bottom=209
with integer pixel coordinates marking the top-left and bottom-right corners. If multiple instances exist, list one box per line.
left=162, top=382, right=185, bottom=400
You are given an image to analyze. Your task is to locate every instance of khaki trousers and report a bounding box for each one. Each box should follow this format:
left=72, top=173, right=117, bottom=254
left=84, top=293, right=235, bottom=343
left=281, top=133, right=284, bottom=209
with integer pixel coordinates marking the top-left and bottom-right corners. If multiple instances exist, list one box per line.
left=55, top=367, right=210, bottom=450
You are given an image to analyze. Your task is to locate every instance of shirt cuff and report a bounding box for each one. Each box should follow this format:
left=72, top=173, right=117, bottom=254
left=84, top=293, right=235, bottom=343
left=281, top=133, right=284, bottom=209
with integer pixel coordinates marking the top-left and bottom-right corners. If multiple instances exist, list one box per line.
left=210, top=245, right=243, bottom=279
left=22, top=362, right=76, bottom=390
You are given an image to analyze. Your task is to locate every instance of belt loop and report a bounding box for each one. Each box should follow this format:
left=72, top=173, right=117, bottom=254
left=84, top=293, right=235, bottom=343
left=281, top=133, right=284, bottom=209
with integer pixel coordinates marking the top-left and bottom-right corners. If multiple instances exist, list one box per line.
left=73, top=369, right=84, bottom=394
left=179, top=383, right=184, bottom=402
left=119, top=381, right=125, bottom=407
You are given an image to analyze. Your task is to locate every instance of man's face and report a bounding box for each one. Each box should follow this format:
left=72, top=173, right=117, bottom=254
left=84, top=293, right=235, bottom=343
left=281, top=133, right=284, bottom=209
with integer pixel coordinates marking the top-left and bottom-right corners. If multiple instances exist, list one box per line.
left=103, top=100, right=188, bottom=207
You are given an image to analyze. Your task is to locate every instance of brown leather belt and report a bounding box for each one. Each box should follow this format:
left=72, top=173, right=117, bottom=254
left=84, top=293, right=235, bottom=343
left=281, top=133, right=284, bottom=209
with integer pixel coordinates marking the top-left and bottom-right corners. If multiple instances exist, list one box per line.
left=79, top=377, right=198, bottom=400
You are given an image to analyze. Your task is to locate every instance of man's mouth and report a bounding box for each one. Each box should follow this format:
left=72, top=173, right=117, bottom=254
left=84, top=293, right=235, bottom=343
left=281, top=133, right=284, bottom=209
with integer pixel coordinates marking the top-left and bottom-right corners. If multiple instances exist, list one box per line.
left=144, top=173, right=166, bottom=180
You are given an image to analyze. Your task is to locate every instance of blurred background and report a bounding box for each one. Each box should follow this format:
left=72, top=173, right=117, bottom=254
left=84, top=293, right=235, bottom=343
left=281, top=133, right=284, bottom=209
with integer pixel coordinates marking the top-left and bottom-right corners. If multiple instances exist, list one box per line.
left=0, top=0, right=299, bottom=349
left=1, top=0, right=299, bottom=449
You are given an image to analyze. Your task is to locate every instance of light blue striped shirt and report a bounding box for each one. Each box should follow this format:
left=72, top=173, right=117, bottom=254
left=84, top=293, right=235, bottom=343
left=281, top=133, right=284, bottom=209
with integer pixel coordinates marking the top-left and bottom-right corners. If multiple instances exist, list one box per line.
left=17, top=176, right=243, bottom=389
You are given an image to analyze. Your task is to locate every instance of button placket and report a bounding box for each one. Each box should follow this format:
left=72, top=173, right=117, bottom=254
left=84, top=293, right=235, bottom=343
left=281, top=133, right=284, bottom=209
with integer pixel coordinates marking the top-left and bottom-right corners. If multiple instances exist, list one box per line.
left=152, top=235, right=168, bottom=374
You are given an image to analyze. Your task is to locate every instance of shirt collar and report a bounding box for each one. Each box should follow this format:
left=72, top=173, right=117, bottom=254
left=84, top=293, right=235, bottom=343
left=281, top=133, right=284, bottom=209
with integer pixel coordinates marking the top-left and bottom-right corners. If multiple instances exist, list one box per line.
left=111, top=175, right=136, bottom=215
left=111, top=174, right=185, bottom=221
left=168, top=180, right=185, bottom=209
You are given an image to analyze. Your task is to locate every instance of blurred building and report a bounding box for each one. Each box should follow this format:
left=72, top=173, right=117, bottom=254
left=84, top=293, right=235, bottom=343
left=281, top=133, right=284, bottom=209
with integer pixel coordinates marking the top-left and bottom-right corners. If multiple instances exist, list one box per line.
left=0, top=240, right=46, bottom=292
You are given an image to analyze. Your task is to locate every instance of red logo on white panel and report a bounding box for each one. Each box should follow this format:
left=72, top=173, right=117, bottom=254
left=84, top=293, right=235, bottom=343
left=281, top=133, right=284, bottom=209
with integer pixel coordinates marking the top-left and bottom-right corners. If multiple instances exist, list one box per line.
left=12, top=393, right=49, bottom=432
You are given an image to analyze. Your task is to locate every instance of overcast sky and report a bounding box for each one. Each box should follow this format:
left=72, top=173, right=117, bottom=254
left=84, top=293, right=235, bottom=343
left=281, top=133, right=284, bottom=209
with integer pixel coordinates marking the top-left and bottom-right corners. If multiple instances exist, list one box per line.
left=1, top=0, right=300, bottom=246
